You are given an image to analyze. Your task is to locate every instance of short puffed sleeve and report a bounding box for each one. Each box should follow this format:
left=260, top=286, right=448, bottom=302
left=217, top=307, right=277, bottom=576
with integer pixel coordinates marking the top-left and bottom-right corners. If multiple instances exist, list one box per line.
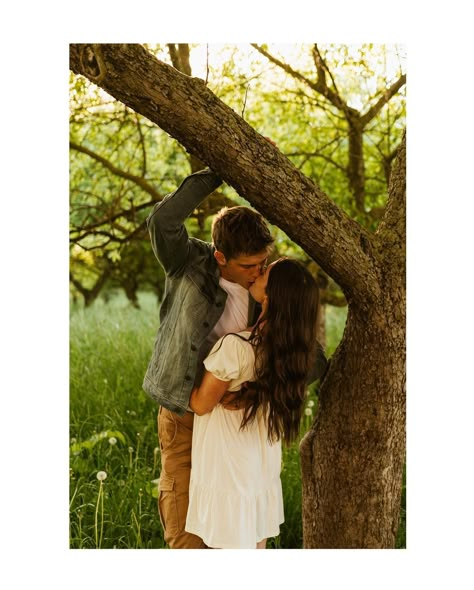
left=203, top=333, right=255, bottom=389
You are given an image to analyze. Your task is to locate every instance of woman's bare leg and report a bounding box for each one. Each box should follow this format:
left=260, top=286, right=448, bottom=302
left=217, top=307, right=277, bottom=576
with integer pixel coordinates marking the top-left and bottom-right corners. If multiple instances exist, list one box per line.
left=256, top=538, right=267, bottom=549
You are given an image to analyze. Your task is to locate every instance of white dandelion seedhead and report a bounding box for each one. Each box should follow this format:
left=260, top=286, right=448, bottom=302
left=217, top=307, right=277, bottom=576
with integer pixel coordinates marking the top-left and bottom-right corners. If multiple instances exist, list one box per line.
left=307, top=400, right=315, bottom=408
left=108, top=437, right=117, bottom=445
left=96, top=471, right=108, bottom=482
left=304, top=408, right=313, bottom=417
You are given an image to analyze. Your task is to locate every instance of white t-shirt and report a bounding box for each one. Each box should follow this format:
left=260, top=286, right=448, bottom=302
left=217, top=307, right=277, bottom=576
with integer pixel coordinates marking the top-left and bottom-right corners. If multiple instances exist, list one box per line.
left=208, top=277, right=249, bottom=342
left=192, top=277, right=250, bottom=401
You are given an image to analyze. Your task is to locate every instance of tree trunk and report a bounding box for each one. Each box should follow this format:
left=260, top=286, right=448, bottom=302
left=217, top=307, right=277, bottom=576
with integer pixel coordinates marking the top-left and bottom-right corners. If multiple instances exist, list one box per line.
left=300, top=303, right=405, bottom=547
left=316, top=303, right=326, bottom=350
left=301, top=136, right=406, bottom=548
left=70, top=44, right=406, bottom=548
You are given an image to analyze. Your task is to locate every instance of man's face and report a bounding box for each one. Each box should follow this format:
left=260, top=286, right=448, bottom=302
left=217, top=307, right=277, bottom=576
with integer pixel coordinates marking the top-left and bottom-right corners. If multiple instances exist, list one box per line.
left=248, top=260, right=279, bottom=303
left=215, top=250, right=269, bottom=290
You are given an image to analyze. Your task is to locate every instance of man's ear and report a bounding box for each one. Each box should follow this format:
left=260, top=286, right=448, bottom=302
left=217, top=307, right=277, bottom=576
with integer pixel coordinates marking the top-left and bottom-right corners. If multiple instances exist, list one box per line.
left=214, top=250, right=227, bottom=266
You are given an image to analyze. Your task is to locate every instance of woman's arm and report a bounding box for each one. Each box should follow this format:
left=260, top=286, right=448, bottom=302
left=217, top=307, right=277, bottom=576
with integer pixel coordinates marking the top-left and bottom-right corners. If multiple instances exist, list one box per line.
left=189, top=370, right=230, bottom=416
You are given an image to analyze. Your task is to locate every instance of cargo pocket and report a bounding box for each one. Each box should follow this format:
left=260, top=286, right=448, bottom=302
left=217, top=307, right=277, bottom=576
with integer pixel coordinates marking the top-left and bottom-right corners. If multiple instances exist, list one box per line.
left=157, top=474, right=179, bottom=537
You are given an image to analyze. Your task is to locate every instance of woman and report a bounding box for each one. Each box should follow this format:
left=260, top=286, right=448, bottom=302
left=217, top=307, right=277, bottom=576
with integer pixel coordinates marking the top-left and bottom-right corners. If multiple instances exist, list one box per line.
left=185, top=258, right=320, bottom=549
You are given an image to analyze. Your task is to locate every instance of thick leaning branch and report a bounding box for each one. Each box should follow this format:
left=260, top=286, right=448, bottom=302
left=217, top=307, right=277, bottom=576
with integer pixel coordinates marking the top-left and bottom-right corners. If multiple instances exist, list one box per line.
left=361, top=75, right=407, bottom=127
left=70, top=43, right=381, bottom=304
left=375, top=131, right=406, bottom=268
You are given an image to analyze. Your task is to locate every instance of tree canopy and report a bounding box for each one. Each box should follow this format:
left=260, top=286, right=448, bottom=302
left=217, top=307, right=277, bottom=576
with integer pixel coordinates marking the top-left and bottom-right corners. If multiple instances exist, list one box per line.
left=70, top=43, right=406, bottom=308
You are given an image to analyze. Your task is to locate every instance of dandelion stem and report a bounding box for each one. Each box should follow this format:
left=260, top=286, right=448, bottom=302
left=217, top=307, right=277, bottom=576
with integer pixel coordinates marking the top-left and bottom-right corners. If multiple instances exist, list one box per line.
left=95, top=481, right=104, bottom=548
left=100, top=483, right=104, bottom=547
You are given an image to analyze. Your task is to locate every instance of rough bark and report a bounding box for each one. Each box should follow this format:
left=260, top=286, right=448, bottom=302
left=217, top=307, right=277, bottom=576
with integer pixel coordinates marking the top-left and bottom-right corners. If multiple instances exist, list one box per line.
left=300, top=135, right=406, bottom=547
left=69, top=43, right=380, bottom=308
left=69, top=44, right=406, bottom=548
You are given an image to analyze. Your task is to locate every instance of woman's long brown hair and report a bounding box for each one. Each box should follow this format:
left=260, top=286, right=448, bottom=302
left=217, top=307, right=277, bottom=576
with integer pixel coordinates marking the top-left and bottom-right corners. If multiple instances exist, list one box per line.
left=240, top=258, right=320, bottom=444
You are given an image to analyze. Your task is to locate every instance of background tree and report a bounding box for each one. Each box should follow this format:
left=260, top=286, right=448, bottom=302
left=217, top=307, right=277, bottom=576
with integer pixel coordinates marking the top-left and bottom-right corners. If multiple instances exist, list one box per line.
left=70, top=43, right=406, bottom=548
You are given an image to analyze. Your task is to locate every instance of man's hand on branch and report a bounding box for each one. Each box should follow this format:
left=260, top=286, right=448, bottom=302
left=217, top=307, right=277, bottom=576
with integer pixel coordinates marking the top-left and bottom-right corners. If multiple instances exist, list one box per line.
left=263, top=136, right=277, bottom=148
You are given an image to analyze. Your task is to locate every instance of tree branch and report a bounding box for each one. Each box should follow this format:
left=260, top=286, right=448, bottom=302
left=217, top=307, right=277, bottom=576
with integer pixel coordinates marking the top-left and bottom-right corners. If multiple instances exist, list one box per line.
left=360, top=74, right=406, bottom=127
left=251, top=43, right=319, bottom=93
left=73, top=222, right=148, bottom=247
left=70, top=200, right=155, bottom=236
left=167, top=44, right=180, bottom=70
left=287, top=149, right=347, bottom=173
left=375, top=130, right=406, bottom=268
left=70, top=141, right=162, bottom=200
left=177, top=44, right=192, bottom=76
left=311, top=44, right=352, bottom=115
left=70, top=43, right=382, bottom=306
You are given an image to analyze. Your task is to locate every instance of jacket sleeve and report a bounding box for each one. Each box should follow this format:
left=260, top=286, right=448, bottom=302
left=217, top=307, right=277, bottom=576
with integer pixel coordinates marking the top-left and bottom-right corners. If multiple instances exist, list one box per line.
left=146, top=169, right=222, bottom=276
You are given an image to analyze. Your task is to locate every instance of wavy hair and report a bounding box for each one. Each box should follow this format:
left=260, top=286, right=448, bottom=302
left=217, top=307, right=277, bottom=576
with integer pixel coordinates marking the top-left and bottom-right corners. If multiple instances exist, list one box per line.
left=240, top=258, right=320, bottom=444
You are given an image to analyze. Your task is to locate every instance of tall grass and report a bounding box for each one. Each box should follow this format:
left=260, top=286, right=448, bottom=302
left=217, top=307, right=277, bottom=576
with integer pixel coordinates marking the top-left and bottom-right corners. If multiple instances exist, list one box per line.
left=70, top=292, right=163, bottom=548
left=70, top=292, right=405, bottom=548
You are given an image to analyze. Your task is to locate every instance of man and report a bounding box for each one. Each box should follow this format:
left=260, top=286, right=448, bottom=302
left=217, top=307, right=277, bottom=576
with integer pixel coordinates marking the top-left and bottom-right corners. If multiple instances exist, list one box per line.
left=143, top=168, right=327, bottom=548
left=143, top=168, right=274, bottom=548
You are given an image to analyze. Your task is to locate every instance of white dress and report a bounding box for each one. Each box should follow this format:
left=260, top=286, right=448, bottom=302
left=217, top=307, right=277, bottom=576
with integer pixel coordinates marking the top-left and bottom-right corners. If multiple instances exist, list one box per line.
left=185, top=331, right=284, bottom=549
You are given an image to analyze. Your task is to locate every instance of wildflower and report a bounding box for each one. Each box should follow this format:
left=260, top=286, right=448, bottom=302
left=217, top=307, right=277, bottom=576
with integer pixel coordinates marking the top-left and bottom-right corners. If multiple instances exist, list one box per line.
left=108, top=437, right=117, bottom=445
left=304, top=408, right=313, bottom=417
left=96, top=471, right=107, bottom=482
left=307, top=400, right=315, bottom=408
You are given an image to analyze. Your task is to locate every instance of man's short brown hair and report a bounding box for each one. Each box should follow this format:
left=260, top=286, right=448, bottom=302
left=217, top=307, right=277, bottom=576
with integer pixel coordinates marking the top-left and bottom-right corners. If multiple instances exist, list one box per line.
left=211, top=206, right=274, bottom=260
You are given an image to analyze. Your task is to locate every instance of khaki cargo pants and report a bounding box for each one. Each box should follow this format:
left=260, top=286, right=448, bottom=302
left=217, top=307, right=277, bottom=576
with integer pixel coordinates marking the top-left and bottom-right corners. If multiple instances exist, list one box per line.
left=157, top=406, right=207, bottom=549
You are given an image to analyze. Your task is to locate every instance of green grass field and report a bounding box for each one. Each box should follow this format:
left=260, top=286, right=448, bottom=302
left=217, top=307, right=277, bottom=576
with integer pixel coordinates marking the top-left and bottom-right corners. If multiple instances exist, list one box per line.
left=69, top=292, right=405, bottom=548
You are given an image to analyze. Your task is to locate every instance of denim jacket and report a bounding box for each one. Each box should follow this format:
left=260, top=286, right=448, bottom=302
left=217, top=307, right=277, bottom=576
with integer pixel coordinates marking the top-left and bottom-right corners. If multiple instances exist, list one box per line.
left=142, top=169, right=327, bottom=415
